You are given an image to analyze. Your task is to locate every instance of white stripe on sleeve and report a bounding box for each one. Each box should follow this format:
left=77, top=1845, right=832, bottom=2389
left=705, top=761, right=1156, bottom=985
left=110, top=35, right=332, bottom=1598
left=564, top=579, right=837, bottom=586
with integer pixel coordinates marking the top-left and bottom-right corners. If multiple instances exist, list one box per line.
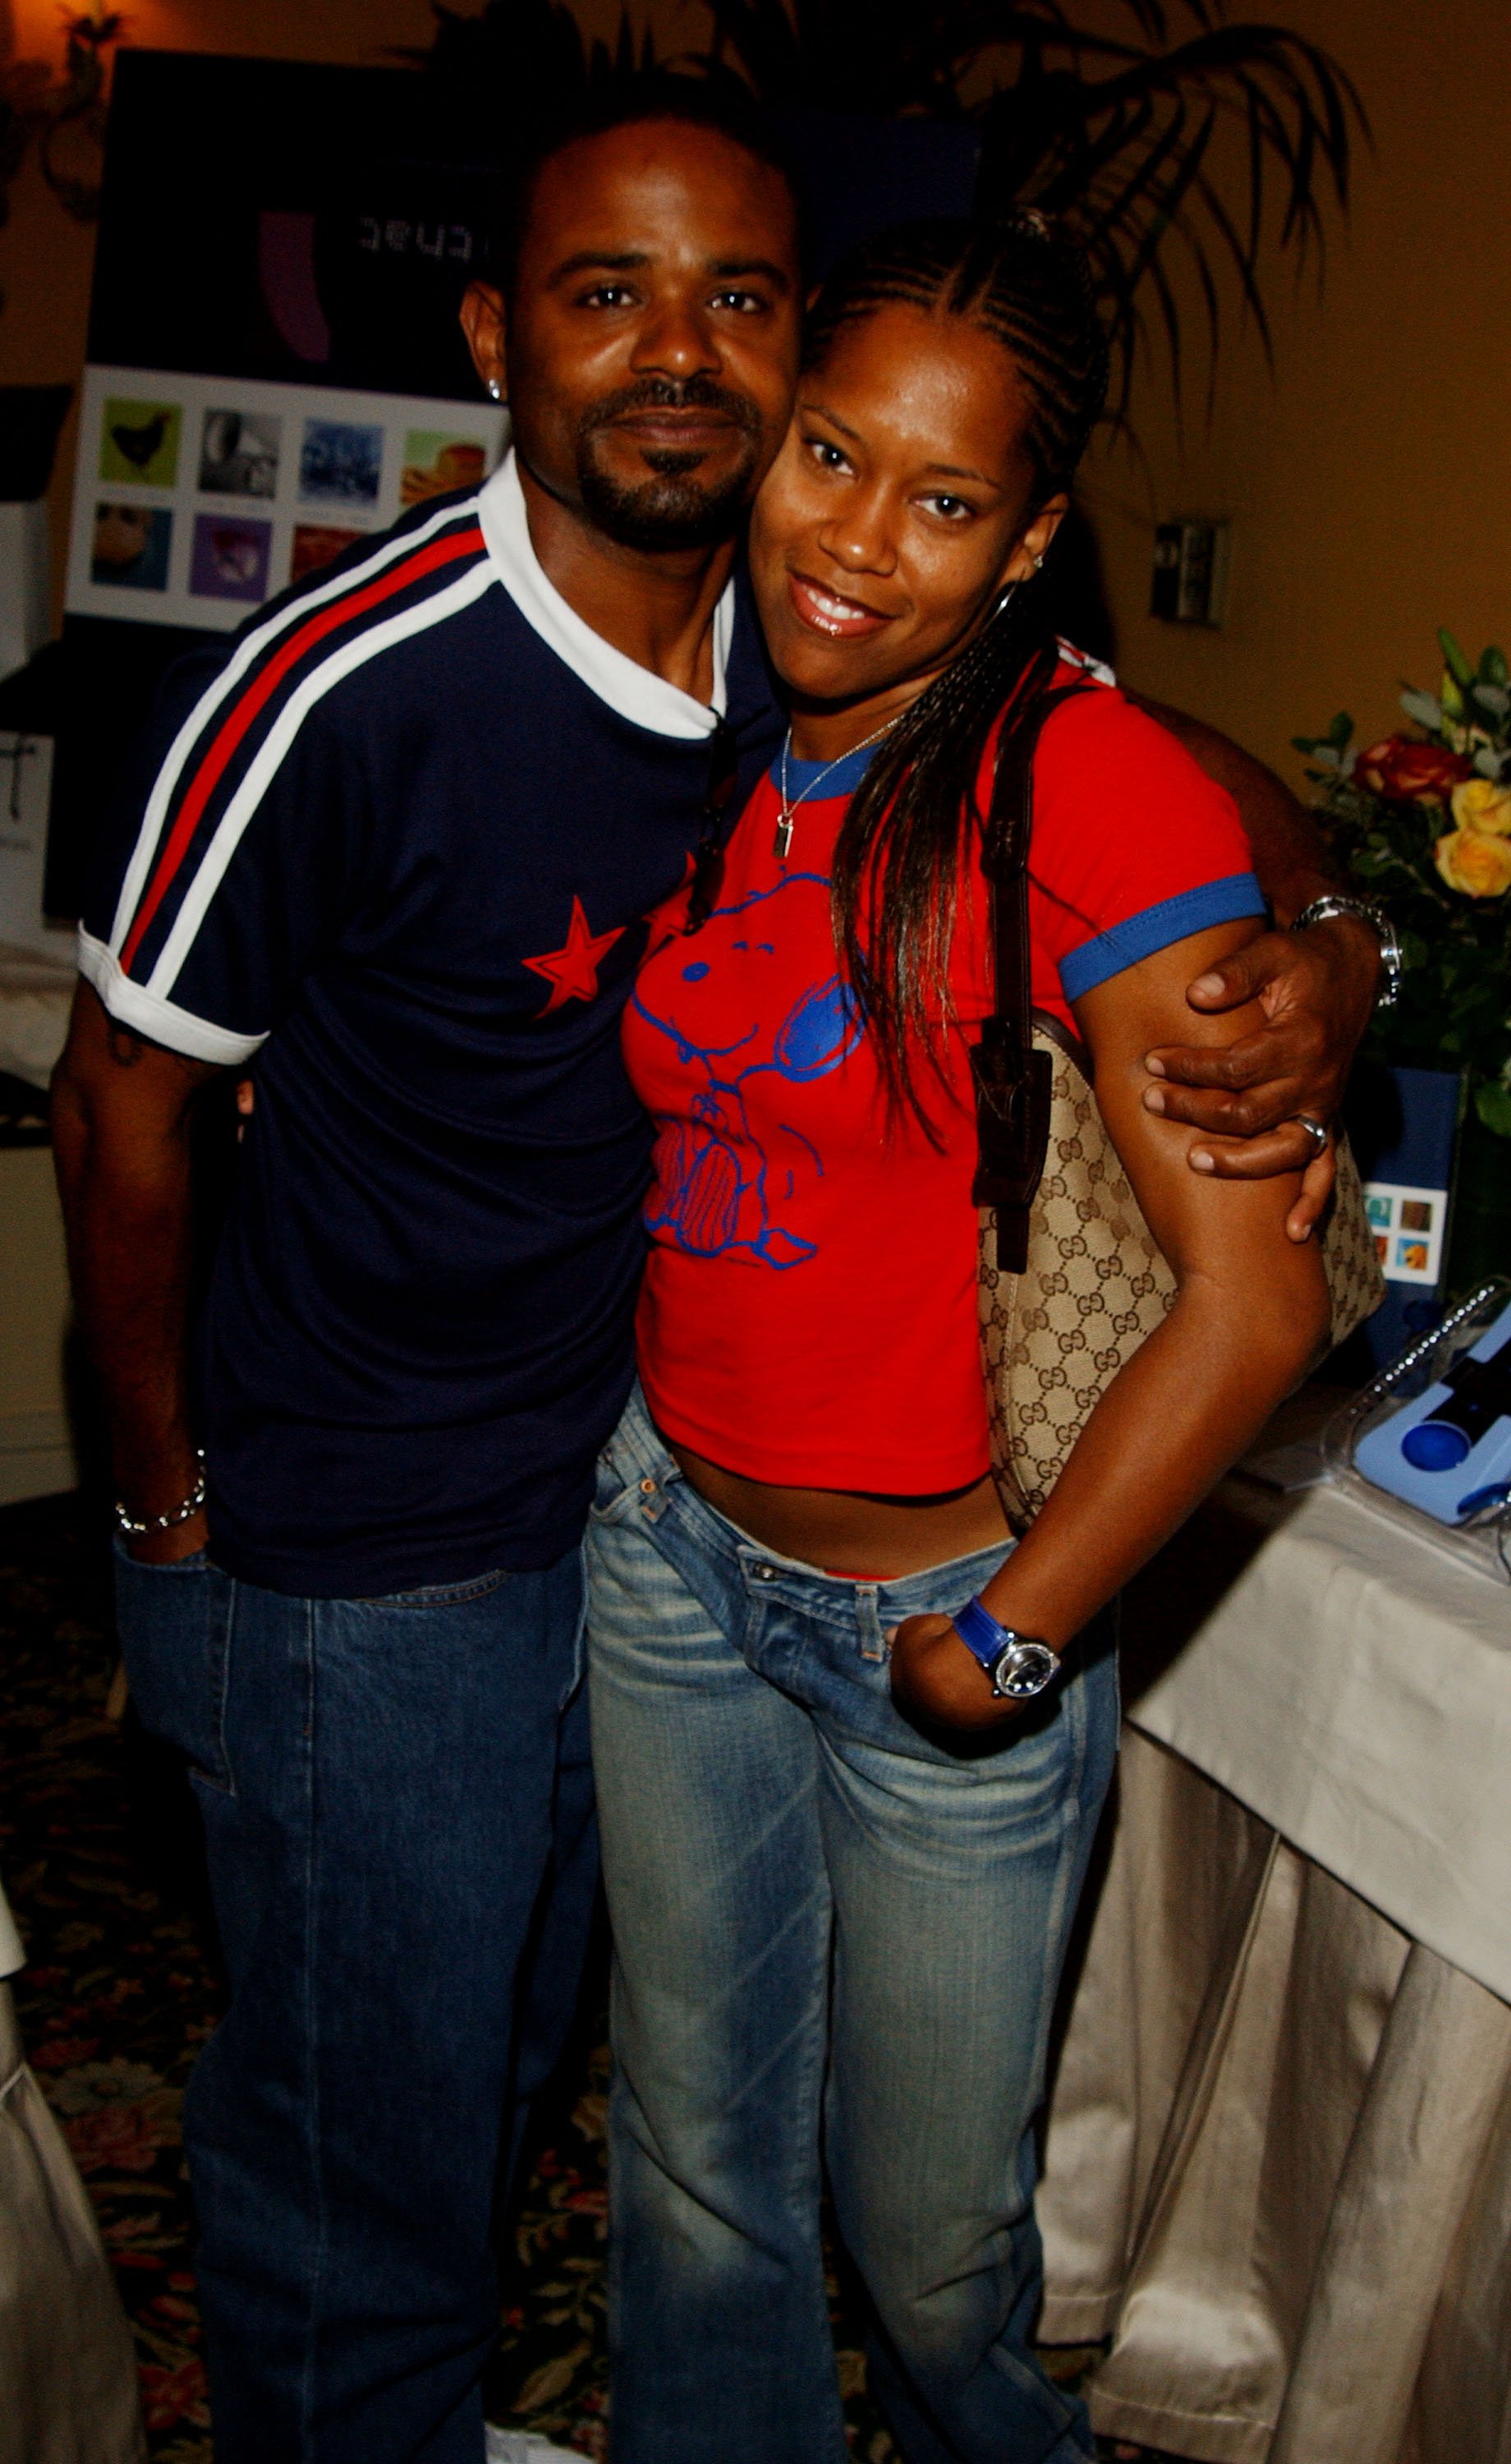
left=145, top=559, right=498, bottom=1004
left=77, top=928, right=268, bottom=1064
left=108, top=499, right=488, bottom=957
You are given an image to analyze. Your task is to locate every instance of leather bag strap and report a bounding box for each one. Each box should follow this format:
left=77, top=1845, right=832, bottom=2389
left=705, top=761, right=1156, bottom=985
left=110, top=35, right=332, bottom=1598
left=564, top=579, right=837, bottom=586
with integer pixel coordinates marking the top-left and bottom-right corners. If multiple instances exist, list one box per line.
left=971, top=683, right=1089, bottom=1270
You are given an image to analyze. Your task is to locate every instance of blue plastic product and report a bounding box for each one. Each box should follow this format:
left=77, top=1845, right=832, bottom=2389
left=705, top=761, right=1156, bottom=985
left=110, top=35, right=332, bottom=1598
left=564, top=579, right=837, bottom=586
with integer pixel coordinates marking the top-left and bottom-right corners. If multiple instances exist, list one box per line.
left=1353, top=1300, right=1511, bottom=1524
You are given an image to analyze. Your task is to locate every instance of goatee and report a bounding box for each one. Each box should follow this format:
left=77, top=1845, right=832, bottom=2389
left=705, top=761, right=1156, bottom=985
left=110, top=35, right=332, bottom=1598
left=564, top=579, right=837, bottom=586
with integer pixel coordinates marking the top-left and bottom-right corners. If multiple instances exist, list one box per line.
left=575, top=378, right=763, bottom=552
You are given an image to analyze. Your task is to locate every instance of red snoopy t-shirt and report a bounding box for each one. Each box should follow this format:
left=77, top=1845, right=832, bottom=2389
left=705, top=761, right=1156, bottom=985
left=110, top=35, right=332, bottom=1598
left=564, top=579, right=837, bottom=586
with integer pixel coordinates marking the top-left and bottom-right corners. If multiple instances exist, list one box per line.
left=623, top=655, right=1265, bottom=1494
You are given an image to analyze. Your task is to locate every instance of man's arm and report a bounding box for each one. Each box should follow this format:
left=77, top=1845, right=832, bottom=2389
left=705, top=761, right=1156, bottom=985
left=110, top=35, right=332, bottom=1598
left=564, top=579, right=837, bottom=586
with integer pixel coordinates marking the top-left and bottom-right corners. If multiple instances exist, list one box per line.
left=52, top=981, right=224, bottom=1562
left=1128, top=695, right=1381, bottom=1239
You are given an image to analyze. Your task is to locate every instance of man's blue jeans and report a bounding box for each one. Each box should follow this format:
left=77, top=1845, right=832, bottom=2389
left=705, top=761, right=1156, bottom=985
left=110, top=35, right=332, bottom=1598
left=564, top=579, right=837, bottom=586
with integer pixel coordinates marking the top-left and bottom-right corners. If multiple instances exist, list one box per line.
left=113, top=1539, right=596, bottom=2464
left=586, top=1389, right=1119, bottom=2464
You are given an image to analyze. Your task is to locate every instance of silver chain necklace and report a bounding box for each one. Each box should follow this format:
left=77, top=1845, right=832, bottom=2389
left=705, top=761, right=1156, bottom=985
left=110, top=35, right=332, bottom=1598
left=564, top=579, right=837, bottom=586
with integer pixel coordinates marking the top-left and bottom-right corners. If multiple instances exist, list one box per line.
left=774, top=715, right=898, bottom=862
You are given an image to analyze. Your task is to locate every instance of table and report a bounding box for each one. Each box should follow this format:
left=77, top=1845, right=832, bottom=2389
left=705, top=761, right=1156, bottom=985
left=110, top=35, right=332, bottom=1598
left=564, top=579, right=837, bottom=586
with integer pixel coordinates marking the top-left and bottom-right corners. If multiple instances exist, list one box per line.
left=1037, top=1455, right=1511, bottom=2464
left=0, top=1878, right=142, bottom=2463
left=0, top=941, right=73, bottom=1092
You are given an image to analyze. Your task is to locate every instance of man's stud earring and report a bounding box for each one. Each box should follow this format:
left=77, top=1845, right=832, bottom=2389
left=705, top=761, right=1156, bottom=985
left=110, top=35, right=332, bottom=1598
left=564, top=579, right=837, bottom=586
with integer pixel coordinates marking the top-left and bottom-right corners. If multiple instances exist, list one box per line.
left=487, top=378, right=503, bottom=402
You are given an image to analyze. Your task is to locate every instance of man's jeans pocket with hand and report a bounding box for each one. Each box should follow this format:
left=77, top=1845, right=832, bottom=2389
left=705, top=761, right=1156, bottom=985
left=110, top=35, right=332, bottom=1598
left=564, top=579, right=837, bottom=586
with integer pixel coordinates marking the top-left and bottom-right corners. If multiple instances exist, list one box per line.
left=113, top=1542, right=236, bottom=1793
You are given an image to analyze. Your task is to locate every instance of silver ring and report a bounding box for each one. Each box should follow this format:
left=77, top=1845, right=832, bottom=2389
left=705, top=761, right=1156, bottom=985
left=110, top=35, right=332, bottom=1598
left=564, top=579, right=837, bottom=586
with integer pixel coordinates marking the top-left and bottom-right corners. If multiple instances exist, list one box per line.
left=1290, top=1112, right=1330, bottom=1159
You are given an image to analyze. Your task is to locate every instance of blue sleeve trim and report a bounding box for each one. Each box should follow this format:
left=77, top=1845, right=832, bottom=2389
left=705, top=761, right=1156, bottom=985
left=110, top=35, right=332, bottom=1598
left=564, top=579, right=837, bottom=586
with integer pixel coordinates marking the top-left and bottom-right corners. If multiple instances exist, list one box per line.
left=1059, top=872, right=1268, bottom=1002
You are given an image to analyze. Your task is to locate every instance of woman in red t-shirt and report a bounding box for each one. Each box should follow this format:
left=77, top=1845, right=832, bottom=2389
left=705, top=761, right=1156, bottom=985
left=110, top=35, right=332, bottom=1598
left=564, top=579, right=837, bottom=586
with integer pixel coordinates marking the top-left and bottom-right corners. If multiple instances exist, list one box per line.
left=590, top=215, right=1330, bottom=2464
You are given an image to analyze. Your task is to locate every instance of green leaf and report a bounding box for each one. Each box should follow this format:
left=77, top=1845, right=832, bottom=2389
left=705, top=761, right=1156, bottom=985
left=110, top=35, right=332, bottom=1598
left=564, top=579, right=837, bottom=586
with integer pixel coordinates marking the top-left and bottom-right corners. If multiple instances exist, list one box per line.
left=1479, top=645, right=1509, bottom=689
left=1440, top=627, right=1475, bottom=688
left=1329, top=710, right=1354, bottom=745
left=1474, top=1081, right=1511, bottom=1138
left=1440, top=671, right=1466, bottom=725
left=1400, top=688, right=1442, bottom=732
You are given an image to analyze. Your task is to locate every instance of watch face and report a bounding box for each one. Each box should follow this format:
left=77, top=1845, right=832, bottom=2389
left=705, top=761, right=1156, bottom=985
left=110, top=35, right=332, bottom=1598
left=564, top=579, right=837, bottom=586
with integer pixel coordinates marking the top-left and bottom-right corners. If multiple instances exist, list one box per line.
left=992, top=1640, right=1059, bottom=1699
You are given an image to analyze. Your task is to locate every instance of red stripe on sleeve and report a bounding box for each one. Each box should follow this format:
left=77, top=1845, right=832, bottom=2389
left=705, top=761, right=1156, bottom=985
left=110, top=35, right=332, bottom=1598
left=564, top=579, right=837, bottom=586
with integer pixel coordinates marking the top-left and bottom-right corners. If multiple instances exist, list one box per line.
left=119, top=526, right=483, bottom=976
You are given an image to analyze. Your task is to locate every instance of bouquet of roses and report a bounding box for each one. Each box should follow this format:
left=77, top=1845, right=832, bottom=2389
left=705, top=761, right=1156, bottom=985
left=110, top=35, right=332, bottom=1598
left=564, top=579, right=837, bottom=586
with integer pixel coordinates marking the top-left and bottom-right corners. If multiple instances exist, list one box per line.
left=1295, top=629, right=1511, bottom=1136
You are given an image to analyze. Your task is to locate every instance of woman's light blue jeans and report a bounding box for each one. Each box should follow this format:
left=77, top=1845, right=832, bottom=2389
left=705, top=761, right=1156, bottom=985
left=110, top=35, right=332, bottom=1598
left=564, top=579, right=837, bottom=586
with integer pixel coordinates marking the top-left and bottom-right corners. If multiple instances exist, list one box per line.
left=586, top=1386, right=1119, bottom=2464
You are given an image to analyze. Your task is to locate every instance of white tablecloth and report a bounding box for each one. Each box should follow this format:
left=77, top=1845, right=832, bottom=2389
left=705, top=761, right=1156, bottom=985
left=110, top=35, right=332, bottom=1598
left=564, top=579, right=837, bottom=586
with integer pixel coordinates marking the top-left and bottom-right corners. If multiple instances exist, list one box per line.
left=0, top=943, right=73, bottom=1092
left=0, top=1887, right=21, bottom=1984
left=1037, top=1449, right=1511, bottom=2463
left=1128, top=1475, right=1511, bottom=2001
left=0, top=1873, right=144, bottom=2461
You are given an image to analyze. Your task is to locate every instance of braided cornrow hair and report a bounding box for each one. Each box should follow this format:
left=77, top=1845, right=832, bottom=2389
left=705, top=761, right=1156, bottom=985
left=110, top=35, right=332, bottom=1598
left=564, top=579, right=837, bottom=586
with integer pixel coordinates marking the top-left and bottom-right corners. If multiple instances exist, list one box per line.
left=813, top=212, right=1109, bottom=1128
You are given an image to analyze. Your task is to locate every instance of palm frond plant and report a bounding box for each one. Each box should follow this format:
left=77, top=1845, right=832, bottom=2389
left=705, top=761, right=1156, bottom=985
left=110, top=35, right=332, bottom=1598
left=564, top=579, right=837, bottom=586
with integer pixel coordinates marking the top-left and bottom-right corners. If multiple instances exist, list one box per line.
left=401, top=0, right=666, bottom=148
left=414, top=1, right=1364, bottom=426
left=694, top=0, right=1366, bottom=425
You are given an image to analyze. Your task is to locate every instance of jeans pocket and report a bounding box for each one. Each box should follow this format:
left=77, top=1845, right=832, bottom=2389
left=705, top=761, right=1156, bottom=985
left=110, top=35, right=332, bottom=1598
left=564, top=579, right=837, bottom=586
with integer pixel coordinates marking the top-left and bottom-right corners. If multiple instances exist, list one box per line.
left=113, top=1543, right=235, bottom=1792
left=590, top=1435, right=665, bottom=1526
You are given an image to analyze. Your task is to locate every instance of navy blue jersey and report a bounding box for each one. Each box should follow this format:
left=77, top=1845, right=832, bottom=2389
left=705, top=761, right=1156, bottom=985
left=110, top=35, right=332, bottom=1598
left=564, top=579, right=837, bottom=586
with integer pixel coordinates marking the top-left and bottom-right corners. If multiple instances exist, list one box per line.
left=81, top=454, right=782, bottom=1596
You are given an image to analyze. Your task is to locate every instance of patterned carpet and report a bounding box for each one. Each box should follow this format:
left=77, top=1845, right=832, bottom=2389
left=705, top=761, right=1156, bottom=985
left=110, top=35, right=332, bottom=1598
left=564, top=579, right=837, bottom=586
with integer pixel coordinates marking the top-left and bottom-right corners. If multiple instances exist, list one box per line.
left=1, top=1487, right=1107, bottom=2461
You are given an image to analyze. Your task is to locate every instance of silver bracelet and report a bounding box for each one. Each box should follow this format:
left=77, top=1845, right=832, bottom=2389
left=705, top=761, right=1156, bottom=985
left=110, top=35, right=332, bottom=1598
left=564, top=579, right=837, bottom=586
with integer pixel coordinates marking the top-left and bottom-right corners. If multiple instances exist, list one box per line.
left=114, top=1451, right=207, bottom=1538
left=1292, top=894, right=1402, bottom=1012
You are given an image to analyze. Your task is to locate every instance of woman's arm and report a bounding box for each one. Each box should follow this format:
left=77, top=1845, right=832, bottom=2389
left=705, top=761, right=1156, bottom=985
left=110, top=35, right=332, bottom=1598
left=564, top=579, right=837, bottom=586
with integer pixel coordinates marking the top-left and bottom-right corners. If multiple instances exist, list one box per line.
left=890, top=918, right=1332, bottom=1731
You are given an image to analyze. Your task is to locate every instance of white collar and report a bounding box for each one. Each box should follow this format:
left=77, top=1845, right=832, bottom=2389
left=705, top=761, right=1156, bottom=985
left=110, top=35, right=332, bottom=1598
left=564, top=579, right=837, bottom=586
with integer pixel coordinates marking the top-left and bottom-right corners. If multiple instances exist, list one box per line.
left=475, top=448, right=732, bottom=739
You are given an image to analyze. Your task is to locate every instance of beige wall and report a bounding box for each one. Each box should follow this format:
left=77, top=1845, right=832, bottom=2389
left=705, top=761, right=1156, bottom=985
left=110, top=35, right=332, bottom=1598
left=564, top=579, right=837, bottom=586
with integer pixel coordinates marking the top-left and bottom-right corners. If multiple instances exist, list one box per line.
left=2, top=0, right=1503, bottom=780
left=1073, top=0, right=1510, bottom=785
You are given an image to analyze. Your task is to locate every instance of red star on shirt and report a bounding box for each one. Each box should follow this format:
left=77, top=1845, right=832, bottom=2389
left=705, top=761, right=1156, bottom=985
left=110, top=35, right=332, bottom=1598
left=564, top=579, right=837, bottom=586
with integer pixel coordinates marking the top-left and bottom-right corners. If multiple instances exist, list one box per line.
left=523, top=897, right=626, bottom=1013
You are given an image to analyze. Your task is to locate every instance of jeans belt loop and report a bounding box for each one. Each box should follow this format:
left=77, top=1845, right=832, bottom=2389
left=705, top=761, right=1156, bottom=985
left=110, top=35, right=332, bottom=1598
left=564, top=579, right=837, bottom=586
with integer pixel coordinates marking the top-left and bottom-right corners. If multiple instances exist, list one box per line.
left=857, top=1582, right=886, bottom=1664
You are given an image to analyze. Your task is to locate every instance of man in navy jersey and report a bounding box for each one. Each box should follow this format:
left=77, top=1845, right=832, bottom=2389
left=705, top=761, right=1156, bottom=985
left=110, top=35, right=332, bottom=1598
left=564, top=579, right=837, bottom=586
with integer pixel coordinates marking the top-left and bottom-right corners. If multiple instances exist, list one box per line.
left=53, top=74, right=1384, bottom=2464
left=55, top=87, right=798, bottom=2464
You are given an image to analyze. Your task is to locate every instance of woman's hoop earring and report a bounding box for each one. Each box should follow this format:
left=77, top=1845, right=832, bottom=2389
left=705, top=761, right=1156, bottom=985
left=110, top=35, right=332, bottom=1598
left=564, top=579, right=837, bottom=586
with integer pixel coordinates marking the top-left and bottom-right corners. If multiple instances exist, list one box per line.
left=991, top=582, right=1020, bottom=621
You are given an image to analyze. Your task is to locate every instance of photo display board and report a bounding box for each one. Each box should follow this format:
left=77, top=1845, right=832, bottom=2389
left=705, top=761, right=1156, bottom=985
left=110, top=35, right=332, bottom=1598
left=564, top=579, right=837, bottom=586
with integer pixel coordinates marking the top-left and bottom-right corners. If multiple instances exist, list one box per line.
left=1362, top=1179, right=1449, bottom=1288
left=68, top=365, right=506, bottom=632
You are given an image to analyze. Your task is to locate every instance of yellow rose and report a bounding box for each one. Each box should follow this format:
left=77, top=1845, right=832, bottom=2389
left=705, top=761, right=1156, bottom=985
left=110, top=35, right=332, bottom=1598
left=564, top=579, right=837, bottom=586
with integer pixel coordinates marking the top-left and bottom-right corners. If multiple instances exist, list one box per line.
left=1449, top=776, right=1511, bottom=836
left=1435, top=826, right=1511, bottom=897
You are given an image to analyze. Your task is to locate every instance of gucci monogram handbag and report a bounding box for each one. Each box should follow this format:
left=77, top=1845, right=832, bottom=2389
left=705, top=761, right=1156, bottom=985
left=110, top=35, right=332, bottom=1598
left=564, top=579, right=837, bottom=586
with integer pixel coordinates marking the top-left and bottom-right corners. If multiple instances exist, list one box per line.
left=971, top=692, right=1385, bottom=1527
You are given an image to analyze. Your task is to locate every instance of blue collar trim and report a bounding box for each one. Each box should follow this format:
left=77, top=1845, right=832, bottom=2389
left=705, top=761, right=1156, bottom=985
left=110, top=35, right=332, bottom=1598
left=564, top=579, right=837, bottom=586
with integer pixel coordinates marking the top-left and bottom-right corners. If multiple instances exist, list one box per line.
left=769, top=737, right=887, bottom=802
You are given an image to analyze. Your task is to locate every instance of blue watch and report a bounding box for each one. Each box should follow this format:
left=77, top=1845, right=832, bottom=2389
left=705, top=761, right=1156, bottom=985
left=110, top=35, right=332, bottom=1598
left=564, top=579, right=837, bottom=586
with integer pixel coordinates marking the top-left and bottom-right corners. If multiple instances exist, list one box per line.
left=951, top=1597, right=1062, bottom=1700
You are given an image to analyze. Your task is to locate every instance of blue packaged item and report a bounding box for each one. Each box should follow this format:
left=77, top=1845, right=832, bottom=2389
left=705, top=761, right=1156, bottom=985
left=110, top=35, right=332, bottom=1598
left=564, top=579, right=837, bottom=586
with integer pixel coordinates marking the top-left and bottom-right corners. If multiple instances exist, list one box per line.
left=1353, top=1299, right=1511, bottom=1524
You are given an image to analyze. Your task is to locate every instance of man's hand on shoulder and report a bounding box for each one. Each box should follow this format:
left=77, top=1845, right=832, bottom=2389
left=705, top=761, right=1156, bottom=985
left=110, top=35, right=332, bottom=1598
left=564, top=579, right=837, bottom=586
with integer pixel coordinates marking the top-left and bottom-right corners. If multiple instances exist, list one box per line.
left=1141, top=913, right=1380, bottom=1239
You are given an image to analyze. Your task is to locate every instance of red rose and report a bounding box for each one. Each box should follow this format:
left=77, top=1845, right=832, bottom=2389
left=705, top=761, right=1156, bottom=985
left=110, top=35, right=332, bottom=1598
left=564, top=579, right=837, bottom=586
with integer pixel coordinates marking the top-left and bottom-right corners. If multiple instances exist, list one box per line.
left=1353, top=735, right=1474, bottom=806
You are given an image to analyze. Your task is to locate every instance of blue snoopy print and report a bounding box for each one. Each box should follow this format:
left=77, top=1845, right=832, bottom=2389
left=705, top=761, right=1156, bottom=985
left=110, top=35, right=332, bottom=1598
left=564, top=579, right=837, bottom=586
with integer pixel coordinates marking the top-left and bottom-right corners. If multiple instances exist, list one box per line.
left=631, top=875, right=864, bottom=1269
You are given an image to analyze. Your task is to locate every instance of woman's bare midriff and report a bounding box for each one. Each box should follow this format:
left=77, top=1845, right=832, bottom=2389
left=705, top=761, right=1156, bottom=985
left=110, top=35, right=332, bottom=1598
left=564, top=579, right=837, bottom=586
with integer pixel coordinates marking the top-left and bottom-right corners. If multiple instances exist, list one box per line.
left=668, top=1439, right=1013, bottom=1579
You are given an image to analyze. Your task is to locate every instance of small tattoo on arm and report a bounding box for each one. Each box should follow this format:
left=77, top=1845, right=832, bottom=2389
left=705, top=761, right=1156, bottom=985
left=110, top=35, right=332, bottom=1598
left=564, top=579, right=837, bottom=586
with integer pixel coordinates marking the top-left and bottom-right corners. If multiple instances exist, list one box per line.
left=103, top=1018, right=208, bottom=1083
